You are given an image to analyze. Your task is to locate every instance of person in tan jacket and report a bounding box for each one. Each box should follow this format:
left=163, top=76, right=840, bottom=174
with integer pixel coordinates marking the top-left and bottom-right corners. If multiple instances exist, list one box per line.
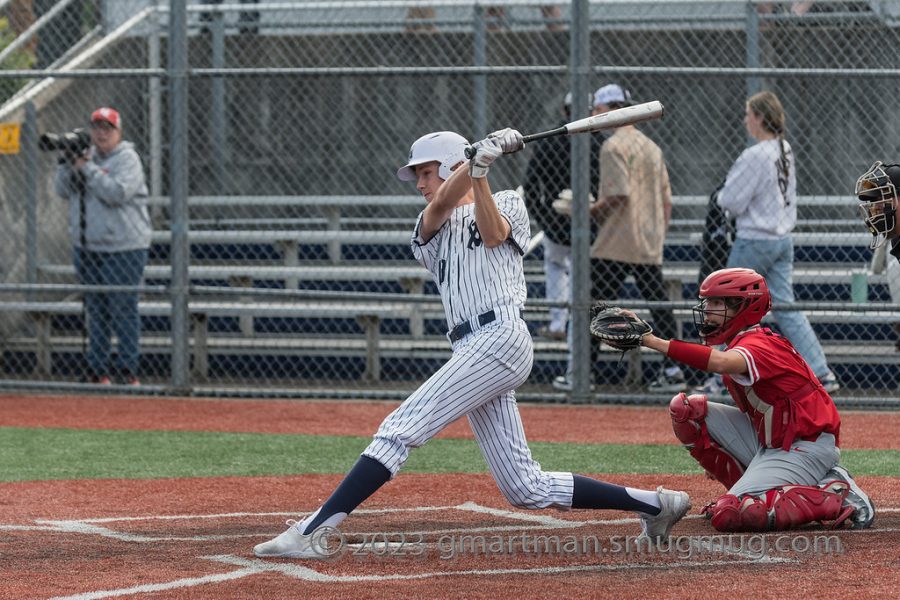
left=590, top=84, right=684, bottom=393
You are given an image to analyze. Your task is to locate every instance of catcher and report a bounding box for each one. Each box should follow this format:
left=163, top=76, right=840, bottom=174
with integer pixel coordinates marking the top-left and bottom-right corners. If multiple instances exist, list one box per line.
left=590, top=267, right=875, bottom=532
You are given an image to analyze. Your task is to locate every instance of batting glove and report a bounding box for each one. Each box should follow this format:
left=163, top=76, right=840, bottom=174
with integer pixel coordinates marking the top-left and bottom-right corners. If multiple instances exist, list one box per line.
left=469, top=137, right=503, bottom=179
left=488, top=128, right=524, bottom=154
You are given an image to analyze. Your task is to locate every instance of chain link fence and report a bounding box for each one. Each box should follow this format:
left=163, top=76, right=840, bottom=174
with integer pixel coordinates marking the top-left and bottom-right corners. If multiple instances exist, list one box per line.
left=0, top=0, right=897, bottom=403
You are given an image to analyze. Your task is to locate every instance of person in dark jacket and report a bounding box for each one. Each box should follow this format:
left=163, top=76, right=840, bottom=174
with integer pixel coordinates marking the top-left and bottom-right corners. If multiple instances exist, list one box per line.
left=522, top=93, right=603, bottom=341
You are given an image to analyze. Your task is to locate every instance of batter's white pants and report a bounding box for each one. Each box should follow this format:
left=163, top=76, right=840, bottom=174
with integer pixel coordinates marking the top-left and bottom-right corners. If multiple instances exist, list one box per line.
left=705, top=401, right=840, bottom=497
left=542, top=237, right=571, bottom=334
left=363, top=317, right=575, bottom=510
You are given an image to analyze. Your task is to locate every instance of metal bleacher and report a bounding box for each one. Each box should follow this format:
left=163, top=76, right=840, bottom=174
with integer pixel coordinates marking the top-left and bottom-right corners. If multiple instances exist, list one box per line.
left=11, top=193, right=897, bottom=399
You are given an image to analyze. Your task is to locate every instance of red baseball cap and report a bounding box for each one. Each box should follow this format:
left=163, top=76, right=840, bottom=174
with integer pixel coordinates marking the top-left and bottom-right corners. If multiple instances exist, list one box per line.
left=91, top=107, right=121, bottom=129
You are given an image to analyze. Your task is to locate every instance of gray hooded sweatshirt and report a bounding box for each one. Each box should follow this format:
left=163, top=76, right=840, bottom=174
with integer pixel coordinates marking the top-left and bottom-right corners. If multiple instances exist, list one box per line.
left=54, top=140, right=151, bottom=252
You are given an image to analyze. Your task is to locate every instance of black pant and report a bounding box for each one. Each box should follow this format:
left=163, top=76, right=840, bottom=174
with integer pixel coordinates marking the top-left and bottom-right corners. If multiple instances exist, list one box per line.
left=591, top=258, right=679, bottom=373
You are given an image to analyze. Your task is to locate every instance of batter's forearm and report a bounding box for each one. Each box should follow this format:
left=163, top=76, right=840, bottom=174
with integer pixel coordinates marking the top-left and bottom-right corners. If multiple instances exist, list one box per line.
left=432, top=161, right=471, bottom=211
left=472, top=178, right=510, bottom=247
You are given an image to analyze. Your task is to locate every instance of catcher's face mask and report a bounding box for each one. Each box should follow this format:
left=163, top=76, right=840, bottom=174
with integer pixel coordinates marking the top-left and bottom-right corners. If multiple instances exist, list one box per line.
left=856, top=161, right=899, bottom=249
left=692, top=297, right=745, bottom=345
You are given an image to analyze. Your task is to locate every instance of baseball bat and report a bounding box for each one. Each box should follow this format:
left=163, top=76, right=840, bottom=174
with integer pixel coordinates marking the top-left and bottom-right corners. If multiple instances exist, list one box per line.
left=464, top=100, right=665, bottom=159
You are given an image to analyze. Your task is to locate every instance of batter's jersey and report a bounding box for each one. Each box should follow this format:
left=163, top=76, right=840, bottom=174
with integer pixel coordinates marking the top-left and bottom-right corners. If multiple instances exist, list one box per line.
left=722, top=326, right=841, bottom=451
left=411, top=189, right=530, bottom=331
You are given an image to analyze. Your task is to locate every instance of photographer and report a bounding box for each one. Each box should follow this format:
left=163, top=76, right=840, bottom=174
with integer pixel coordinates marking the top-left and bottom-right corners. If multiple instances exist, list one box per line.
left=53, top=107, right=151, bottom=385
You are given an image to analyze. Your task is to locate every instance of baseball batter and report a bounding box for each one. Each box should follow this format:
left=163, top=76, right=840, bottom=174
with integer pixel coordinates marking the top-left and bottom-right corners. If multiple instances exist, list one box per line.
left=622, top=267, right=875, bottom=531
left=253, top=130, right=690, bottom=559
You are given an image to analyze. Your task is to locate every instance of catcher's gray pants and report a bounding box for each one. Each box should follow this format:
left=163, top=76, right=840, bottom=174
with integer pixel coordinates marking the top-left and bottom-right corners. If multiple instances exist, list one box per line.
left=363, top=318, right=575, bottom=510
left=705, top=401, right=840, bottom=497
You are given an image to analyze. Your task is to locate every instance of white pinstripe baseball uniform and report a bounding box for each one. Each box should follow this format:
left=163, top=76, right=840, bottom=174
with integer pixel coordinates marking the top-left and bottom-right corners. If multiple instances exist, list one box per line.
left=252, top=131, right=687, bottom=560
left=363, top=190, right=575, bottom=509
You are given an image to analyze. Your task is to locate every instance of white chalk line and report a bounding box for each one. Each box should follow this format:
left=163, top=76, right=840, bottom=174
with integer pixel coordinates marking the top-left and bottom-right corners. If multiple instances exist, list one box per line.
left=203, top=553, right=796, bottom=583
left=30, top=520, right=266, bottom=542
left=46, top=567, right=262, bottom=600
left=19, top=505, right=898, bottom=544
left=0, top=524, right=61, bottom=531
left=29, top=506, right=698, bottom=543
left=26, top=505, right=900, bottom=527
left=28, top=502, right=596, bottom=543
left=61, top=504, right=457, bottom=524
left=455, top=501, right=579, bottom=527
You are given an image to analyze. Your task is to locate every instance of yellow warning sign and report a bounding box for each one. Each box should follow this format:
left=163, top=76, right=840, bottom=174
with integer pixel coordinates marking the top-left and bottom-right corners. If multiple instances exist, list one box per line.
left=0, top=123, right=21, bottom=154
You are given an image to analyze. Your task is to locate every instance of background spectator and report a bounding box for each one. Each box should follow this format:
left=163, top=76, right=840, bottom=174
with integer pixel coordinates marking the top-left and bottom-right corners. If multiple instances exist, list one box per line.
left=588, top=83, right=685, bottom=393
left=54, top=107, right=151, bottom=385
left=523, top=92, right=602, bottom=342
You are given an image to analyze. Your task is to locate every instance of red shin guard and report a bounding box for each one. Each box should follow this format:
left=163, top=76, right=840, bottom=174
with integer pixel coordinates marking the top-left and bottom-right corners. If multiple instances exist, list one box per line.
left=670, top=393, right=745, bottom=489
left=706, top=483, right=850, bottom=532
left=771, top=483, right=850, bottom=530
left=707, top=494, right=769, bottom=532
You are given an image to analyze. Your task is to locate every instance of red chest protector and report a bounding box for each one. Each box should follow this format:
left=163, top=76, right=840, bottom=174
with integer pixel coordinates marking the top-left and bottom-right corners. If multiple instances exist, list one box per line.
left=721, top=327, right=841, bottom=451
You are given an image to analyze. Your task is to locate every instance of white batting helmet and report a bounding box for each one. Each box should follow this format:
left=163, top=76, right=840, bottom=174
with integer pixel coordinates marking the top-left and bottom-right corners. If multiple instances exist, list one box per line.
left=397, top=131, right=469, bottom=181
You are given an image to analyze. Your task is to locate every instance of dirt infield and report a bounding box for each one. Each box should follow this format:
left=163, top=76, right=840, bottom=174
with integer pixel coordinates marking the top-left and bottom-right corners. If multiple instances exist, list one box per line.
left=2, top=474, right=899, bottom=599
left=1, top=393, right=899, bottom=599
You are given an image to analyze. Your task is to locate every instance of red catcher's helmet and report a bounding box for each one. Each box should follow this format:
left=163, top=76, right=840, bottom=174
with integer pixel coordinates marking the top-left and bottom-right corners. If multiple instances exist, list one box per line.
left=693, top=268, right=771, bottom=345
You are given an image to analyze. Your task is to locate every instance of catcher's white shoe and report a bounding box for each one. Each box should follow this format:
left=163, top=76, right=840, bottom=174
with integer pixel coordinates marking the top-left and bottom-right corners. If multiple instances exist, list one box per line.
left=828, top=466, right=875, bottom=529
left=253, top=520, right=325, bottom=559
left=638, top=487, right=691, bottom=547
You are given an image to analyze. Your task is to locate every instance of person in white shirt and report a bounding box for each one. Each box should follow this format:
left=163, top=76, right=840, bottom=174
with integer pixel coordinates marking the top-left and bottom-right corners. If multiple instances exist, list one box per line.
left=717, top=90, right=839, bottom=393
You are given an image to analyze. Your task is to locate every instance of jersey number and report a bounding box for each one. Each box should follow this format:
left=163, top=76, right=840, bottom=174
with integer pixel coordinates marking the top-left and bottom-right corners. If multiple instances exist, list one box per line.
left=467, top=221, right=483, bottom=250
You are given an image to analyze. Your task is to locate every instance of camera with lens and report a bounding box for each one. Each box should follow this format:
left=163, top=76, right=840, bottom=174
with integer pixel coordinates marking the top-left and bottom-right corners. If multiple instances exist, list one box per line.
left=39, top=128, right=91, bottom=160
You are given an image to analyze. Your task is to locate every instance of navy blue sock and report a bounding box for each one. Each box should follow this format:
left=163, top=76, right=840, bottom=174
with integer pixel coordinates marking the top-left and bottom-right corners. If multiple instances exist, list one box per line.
left=301, top=455, right=391, bottom=534
left=571, top=475, right=661, bottom=515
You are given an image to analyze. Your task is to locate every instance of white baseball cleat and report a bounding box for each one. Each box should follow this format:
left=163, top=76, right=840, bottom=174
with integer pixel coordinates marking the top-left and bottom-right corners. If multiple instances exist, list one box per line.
left=253, top=520, right=325, bottom=559
left=638, top=487, right=691, bottom=546
left=828, top=465, right=875, bottom=529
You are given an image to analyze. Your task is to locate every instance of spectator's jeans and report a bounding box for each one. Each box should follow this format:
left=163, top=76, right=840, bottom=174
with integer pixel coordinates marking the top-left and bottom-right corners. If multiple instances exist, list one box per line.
left=75, top=248, right=148, bottom=377
left=726, top=236, right=829, bottom=378
left=543, top=237, right=571, bottom=333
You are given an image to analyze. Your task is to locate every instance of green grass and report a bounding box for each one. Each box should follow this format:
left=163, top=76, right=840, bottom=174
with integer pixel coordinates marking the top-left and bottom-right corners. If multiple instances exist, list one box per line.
left=0, top=427, right=897, bottom=482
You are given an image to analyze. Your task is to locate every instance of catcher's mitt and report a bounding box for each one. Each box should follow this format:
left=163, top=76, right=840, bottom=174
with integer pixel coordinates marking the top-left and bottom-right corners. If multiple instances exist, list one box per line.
left=589, top=303, right=653, bottom=351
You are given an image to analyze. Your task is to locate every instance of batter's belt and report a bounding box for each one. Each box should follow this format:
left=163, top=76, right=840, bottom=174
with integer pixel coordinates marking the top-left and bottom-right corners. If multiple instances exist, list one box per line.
left=448, top=305, right=522, bottom=343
